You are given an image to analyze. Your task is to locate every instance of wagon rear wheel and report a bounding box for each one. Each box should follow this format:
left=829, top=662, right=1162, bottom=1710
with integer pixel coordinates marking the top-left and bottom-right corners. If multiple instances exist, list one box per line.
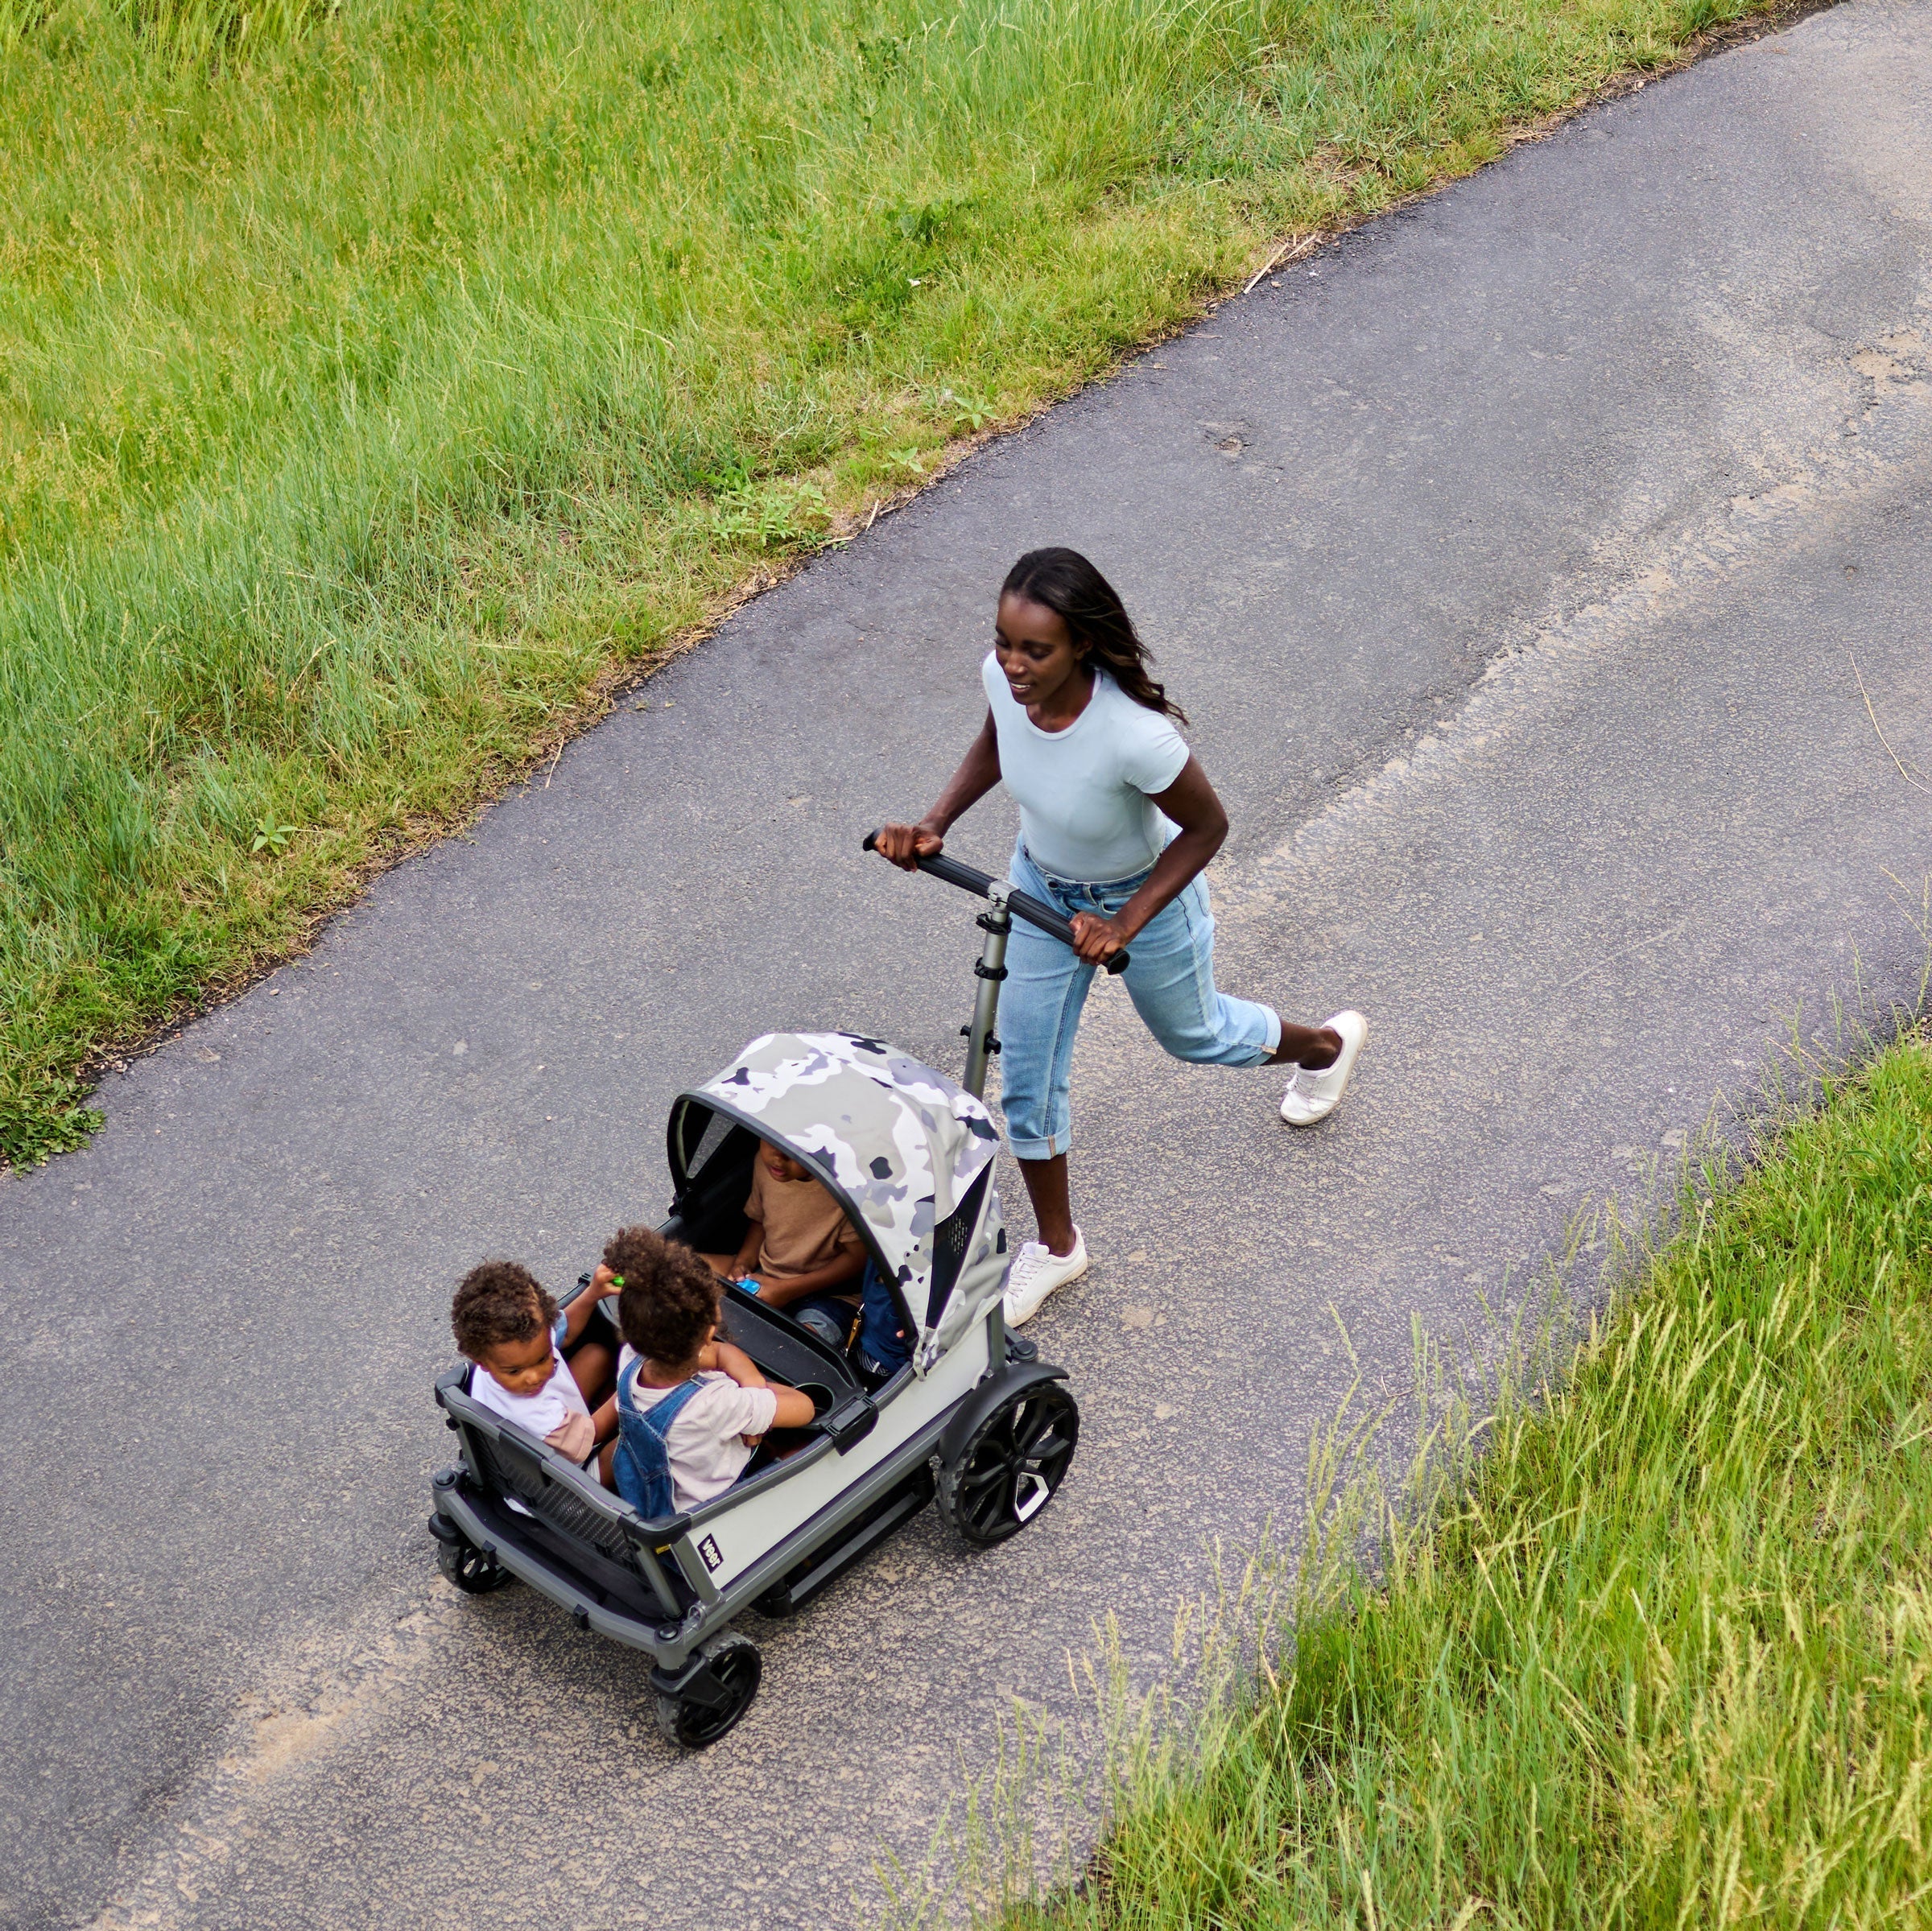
left=654, top=1632, right=762, bottom=1749
left=939, top=1381, right=1079, bottom=1547
left=431, top=1517, right=514, bottom=1595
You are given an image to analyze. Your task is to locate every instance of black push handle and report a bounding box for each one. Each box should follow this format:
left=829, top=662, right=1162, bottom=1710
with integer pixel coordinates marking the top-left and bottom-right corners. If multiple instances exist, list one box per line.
left=863, top=832, right=1130, bottom=974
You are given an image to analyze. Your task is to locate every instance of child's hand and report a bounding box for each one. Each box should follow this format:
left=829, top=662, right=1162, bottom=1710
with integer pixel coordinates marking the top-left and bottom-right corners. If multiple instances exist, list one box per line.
left=545, top=1410, right=596, bottom=1463
left=591, top=1263, right=618, bottom=1297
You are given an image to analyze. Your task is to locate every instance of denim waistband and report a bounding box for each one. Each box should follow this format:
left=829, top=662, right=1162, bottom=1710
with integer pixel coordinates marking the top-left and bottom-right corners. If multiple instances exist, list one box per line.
left=1018, top=843, right=1156, bottom=896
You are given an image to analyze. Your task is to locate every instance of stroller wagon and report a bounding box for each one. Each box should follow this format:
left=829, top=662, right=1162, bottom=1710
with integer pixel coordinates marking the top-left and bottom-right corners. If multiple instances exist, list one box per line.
left=429, top=842, right=1113, bottom=1746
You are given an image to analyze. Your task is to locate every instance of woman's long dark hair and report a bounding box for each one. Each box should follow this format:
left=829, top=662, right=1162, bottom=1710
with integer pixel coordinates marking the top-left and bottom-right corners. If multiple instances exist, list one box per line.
left=1001, top=547, right=1187, bottom=725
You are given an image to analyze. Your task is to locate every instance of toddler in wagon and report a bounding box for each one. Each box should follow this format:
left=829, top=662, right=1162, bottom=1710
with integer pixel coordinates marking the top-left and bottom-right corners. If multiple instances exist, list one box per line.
left=451, top=1261, right=608, bottom=1465
left=597, top=1225, right=816, bottom=1516
left=701, top=1139, right=869, bottom=1352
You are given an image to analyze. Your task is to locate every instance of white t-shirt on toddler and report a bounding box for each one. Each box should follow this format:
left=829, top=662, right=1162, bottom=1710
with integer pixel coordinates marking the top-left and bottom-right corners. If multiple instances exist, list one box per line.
left=982, top=653, right=1190, bottom=883
left=466, top=1315, right=589, bottom=1442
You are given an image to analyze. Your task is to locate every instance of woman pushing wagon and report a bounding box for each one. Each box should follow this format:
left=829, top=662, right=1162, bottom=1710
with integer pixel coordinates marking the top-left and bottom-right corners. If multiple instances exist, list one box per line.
left=873, top=547, right=1369, bottom=1327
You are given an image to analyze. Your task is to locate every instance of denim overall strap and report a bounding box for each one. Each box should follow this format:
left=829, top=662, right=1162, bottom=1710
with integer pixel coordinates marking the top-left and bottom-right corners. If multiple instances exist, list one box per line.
left=611, top=1359, right=706, bottom=1518
left=857, top=1257, right=912, bottom=1376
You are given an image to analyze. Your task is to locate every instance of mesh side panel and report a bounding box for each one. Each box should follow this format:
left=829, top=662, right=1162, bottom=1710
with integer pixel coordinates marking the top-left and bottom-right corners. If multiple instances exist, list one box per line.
left=535, top=1480, right=638, bottom=1558
left=473, top=1430, right=634, bottom=1563
left=925, top=1166, right=992, bottom=1327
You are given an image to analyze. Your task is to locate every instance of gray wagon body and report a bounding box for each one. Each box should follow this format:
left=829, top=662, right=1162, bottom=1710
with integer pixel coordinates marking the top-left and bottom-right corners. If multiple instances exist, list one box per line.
left=429, top=1027, right=1080, bottom=1741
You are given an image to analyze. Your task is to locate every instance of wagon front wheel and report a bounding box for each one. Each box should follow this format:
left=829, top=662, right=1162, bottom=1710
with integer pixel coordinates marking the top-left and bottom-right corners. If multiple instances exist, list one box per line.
left=654, top=1632, right=762, bottom=1749
left=940, top=1380, right=1079, bottom=1547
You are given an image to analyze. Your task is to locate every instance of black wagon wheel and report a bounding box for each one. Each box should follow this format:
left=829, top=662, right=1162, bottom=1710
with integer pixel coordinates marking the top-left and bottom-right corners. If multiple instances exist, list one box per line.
left=939, top=1381, right=1080, bottom=1547
left=432, top=1521, right=514, bottom=1595
left=654, top=1632, right=763, bottom=1749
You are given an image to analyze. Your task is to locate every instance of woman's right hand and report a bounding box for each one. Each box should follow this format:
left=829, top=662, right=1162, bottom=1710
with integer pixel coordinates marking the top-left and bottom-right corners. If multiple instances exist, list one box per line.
left=872, top=821, right=944, bottom=871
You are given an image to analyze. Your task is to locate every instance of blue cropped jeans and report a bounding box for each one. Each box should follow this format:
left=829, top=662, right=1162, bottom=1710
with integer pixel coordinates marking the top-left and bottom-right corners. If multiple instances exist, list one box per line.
left=997, top=843, right=1281, bottom=1161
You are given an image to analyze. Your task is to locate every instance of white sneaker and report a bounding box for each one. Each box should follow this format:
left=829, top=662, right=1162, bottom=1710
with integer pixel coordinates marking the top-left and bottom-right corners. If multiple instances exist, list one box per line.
left=1280, top=1010, right=1368, bottom=1126
left=1003, top=1229, right=1090, bottom=1327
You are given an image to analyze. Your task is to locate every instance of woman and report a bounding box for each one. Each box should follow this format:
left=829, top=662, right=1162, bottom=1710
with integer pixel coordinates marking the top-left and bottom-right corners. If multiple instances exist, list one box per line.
left=874, top=548, right=1368, bottom=1327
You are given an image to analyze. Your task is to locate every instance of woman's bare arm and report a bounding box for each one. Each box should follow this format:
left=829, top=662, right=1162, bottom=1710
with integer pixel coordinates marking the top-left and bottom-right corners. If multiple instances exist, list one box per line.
left=873, top=710, right=1001, bottom=867
left=1065, top=755, right=1228, bottom=964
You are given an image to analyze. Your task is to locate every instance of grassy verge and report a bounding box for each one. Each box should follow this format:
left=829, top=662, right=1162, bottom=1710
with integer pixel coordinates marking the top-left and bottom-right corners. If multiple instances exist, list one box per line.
left=2, top=0, right=1773, bottom=1161
left=993, top=1034, right=1932, bottom=1929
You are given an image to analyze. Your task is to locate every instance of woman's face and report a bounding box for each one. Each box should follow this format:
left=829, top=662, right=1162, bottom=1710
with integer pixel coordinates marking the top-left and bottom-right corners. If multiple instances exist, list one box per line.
left=994, top=593, right=1088, bottom=710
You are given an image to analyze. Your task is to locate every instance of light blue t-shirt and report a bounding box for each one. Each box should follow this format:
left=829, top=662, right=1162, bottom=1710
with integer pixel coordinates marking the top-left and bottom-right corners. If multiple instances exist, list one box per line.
left=981, top=653, right=1190, bottom=883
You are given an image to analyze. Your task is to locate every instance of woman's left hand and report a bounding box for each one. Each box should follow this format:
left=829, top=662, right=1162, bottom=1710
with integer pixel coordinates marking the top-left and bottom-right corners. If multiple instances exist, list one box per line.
left=1069, top=911, right=1130, bottom=966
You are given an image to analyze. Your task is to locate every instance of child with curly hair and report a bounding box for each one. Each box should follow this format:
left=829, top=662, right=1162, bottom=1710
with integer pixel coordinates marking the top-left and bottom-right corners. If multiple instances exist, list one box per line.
left=450, top=1260, right=610, bottom=1464
left=597, top=1225, right=815, bottom=1515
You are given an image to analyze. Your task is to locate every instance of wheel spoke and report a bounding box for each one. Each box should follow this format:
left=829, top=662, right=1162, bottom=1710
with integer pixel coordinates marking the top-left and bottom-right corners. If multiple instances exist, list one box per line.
left=960, top=1456, right=1012, bottom=1494
left=1017, top=1393, right=1073, bottom=1444
left=667, top=1637, right=762, bottom=1747
left=970, top=1468, right=1017, bottom=1530
left=1013, top=1472, right=1051, bottom=1523
left=1010, top=1403, right=1056, bottom=1455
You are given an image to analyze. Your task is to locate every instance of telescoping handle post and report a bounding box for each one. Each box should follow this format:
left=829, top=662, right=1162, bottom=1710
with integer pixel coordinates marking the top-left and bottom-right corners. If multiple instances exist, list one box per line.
left=961, top=886, right=1009, bottom=1100
left=861, top=833, right=1132, bottom=976
left=864, top=831, right=1130, bottom=1103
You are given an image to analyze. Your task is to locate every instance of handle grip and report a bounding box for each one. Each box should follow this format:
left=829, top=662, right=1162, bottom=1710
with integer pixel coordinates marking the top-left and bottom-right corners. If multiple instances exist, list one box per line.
left=863, top=832, right=1130, bottom=974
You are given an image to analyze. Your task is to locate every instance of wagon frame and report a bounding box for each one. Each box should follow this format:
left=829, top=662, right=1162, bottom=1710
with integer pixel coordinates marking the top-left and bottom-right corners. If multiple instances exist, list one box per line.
left=429, top=846, right=1104, bottom=1744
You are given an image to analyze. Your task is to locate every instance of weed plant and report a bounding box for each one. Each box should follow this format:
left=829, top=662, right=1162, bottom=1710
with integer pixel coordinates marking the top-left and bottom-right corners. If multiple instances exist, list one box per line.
left=982, top=1035, right=1932, bottom=1929
left=2, top=0, right=1758, bottom=1159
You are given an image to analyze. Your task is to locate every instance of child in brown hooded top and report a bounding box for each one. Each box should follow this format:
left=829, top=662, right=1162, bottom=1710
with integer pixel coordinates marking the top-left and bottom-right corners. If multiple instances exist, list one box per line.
left=700, top=1139, right=868, bottom=1351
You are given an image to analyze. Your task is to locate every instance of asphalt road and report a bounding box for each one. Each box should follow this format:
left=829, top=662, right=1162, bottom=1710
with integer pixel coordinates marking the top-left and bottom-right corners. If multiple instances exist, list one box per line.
left=6, top=4, right=1930, bottom=1925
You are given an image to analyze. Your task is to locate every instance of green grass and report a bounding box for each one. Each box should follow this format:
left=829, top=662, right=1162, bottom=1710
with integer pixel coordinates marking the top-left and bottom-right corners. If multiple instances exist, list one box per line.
left=989, top=1035, right=1932, bottom=1930
left=1, top=0, right=1764, bottom=1161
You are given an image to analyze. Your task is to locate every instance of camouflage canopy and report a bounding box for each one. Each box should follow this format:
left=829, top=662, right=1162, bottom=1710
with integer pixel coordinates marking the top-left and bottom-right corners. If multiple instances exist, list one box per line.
left=671, top=1032, right=1009, bottom=1372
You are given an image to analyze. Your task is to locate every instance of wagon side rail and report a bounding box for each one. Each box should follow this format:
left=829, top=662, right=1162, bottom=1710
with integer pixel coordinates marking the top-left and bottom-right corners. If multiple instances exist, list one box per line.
left=435, top=1368, right=691, bottom=1618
